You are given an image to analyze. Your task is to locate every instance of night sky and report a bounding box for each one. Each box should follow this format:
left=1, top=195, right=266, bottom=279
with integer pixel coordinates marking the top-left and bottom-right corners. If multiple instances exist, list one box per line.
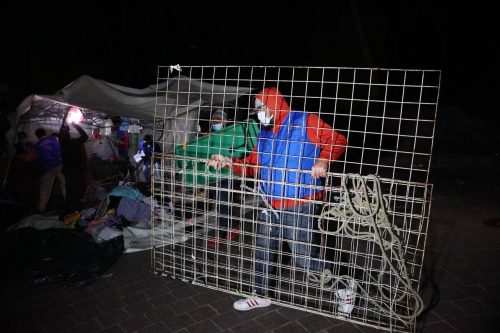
left=1, top=3, right=499, bottom=120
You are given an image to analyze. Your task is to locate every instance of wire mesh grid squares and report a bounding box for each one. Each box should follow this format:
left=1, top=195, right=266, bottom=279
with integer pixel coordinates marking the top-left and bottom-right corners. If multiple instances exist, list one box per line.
left=151, top=66, right=439, bottom=332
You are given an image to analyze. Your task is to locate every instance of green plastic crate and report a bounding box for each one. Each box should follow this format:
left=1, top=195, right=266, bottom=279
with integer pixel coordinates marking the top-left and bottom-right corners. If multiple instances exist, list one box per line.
left=175, top=119, right=259, bottom=186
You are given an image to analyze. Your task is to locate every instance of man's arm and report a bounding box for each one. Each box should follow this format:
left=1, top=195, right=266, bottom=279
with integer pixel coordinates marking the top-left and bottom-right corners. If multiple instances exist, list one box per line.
left=307, top=113, right=347, bottom=160
left=72, top=123, right=89, bottom=143
left=307, top=113, right=348, bottom=178
left=209, top=145, right=260, bottom=177
left=232, top=146, right=259, bottom=177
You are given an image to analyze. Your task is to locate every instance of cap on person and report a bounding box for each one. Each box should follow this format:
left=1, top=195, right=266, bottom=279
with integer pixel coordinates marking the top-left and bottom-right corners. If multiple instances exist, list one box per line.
left=211, top=109, right=227, bottom=125
left=254, top=98, right=264, bottom=109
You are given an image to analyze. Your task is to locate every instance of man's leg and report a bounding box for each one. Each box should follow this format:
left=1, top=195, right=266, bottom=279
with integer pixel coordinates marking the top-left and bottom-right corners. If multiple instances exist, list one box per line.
left=37, top=169, right=56, bottom=212
left=64, top=168, right=81, bottom=213
left=254, top=209, right=280, bottom=296
left=283, top=203, right=324, bottom=274
left=233, top=209, right=276, bottom=311
left=214, top=178, right=230, bottom=238
left=54, top=165, right=66, bottom=201
left=215, top=178, right=240, bottom=238
left=143, top=163, right=151, bottom=182
left=154, top=161, right=162, bottom=180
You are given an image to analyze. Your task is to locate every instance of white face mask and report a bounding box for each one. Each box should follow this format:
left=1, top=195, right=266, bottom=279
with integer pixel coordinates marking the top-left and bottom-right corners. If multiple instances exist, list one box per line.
left=257, top=111, right=273, bottom=126
left=212, top=123, right=223, bottom=132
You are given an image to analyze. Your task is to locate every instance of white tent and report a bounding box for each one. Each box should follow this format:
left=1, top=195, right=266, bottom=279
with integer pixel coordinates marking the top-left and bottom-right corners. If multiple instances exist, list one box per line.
left=4, top=74, right=252, bottom=183
left=15, top=74, right=250, bottom=120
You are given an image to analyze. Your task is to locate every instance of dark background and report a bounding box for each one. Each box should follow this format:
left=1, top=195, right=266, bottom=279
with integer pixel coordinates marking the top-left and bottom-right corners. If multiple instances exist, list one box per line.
left=1, top=2, right=499, bottom=153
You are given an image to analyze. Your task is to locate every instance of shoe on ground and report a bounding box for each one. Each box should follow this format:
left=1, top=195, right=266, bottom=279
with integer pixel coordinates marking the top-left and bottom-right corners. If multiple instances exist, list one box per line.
left=336, top=278, right=357, bottom=315
left=208, top=225, right=240, bottom=249
left=233, top=296, right=271, bottom=311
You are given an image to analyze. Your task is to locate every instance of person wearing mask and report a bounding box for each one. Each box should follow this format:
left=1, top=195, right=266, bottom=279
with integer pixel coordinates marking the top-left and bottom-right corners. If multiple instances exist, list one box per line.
left=209, top=87, right=352, bottom=312
left=206, top=109, right=240, bottom=249
left=210, top=109, right=227, bottom=132
left=34, top=127, right=65, bottom=212
left=59, top=106, right=89, bottom=214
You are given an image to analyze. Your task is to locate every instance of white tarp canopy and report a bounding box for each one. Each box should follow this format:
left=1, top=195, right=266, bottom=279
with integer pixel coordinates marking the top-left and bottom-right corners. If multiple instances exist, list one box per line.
left=4, top=73, right=252, bottom=184
left=7, top=74, right=252, bottom=153
left=14, top=73, right=251, bottom=121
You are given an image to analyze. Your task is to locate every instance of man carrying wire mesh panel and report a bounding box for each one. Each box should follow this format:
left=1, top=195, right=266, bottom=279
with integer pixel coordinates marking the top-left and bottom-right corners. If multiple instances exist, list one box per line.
left=209, top=87, right=350, bottom=311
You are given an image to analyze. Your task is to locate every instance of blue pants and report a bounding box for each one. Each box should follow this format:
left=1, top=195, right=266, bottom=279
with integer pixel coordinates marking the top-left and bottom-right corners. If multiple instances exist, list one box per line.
left=254, top=202, right=324, bottom=296
left=209, top=178, right=240, bottom=237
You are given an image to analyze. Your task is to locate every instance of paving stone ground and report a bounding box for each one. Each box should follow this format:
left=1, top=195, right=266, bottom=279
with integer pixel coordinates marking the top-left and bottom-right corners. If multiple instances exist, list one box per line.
left=1, top=164, right=499, bottom=332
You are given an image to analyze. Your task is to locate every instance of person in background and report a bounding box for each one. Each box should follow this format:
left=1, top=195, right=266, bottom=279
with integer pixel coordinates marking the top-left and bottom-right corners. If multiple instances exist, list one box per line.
left=206, top=109, right=240, bottom=249
left=14, top=131, right=33, bottom=156
left=139, top=134, right=161, bottom=182
left=209, top=87, right=351, bottom=312
left=210, top=109, right=227, bottom=132
left=34, top=127, right=65, bottom=212
left=59, top=106, right=89, bottom=214
left=115, top=127, right=137, bottom=181
left=9, top=131, right=37, bottom=205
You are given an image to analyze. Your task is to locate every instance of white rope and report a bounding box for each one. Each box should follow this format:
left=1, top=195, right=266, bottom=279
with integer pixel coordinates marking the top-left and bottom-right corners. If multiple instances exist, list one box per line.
left=315, top=173, right=424, bottom=325
left=240, top=183, right=279, bottom=220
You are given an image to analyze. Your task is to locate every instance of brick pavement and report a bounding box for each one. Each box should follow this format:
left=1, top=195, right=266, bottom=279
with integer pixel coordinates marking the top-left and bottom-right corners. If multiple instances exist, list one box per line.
left=1, top=165, right=499, bottom=332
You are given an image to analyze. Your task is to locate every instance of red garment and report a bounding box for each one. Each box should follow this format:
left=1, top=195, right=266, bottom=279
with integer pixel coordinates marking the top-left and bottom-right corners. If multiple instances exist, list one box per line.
left=232, top=88, right=347, bottom=209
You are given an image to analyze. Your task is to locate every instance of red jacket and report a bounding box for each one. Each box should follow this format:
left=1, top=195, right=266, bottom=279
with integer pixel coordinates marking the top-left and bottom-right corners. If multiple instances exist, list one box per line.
left=232, top=87, right=348, bottom=208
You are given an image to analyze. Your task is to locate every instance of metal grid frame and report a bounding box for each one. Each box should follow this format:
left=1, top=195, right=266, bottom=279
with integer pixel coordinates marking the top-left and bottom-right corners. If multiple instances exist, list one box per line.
left=151, top=66, right=440, bottom=332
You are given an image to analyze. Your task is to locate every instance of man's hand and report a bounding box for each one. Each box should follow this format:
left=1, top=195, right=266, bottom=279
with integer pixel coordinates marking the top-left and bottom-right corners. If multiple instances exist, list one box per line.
left=311, top=159, right=329, bottom=178
left=208, top=154, right=232, bottom=171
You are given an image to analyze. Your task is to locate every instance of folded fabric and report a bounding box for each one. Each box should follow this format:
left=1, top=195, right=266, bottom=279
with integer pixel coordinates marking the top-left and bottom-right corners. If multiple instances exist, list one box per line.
left=97, top=227, right=123, bottom=243
left=117, top=196, right=151, bottom=227
left=108, top=185, right=144, bottom=201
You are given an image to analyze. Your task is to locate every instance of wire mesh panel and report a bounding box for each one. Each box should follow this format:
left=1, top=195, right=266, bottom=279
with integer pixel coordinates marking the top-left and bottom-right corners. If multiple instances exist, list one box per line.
left=152, top=66, right=439, bottom=332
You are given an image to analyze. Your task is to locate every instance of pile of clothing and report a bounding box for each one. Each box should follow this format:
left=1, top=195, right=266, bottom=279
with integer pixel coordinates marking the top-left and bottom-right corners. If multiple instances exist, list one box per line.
left=7, top=183, right=182, bottom=288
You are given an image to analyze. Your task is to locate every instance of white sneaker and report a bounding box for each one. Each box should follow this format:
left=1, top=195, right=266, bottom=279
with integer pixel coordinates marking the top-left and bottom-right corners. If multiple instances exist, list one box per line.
left=336, top=278, right=357, bottom=315
left=233, top=296, right=271, bottom=311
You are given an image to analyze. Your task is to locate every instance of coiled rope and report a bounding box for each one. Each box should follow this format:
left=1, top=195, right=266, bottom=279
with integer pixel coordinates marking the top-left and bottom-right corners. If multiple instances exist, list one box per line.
left=314, top=173, right=424, bottom=325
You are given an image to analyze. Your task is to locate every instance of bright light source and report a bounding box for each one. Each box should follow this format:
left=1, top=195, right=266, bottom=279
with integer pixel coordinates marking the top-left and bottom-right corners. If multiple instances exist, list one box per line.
left=67, top=106, right=83, bottom=124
